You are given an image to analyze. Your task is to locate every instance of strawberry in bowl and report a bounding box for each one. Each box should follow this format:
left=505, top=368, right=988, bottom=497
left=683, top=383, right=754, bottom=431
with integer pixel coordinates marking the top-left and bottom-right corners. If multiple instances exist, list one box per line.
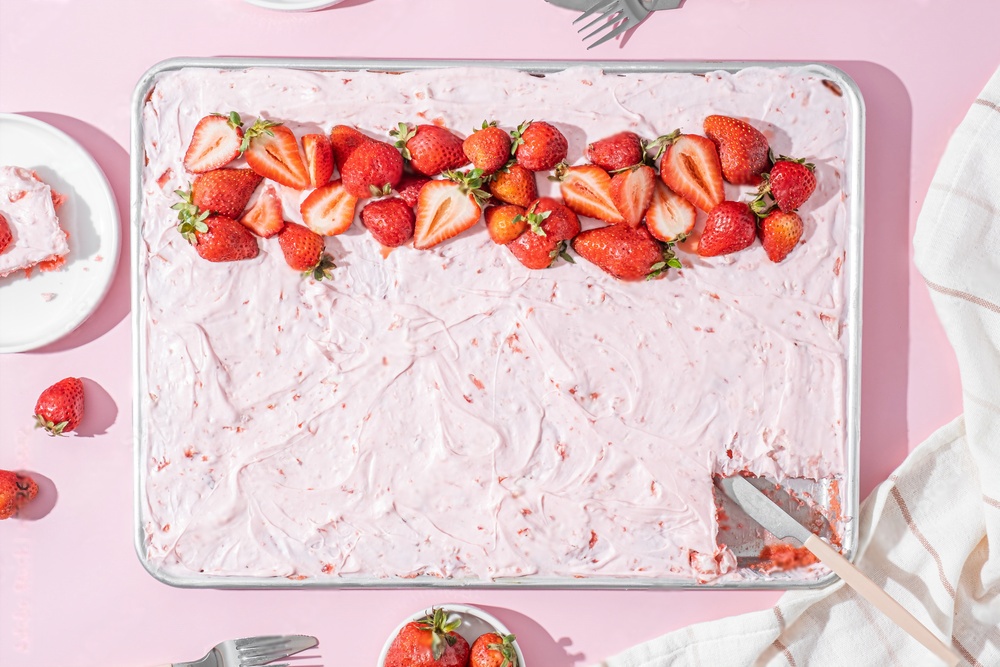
left=379, top=605, right=525, bottom=667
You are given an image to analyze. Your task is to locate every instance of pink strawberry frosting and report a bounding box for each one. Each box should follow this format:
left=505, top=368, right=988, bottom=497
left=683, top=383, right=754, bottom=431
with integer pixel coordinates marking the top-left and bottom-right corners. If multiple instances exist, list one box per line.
left=0, top=166, right=68, bottom=278
left=138, top=65, right=856, bottom=584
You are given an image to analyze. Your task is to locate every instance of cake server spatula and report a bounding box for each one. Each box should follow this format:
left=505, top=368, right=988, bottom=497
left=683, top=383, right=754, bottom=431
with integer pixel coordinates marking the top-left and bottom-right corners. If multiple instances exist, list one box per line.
left=720, top=475, right=960, bottom=666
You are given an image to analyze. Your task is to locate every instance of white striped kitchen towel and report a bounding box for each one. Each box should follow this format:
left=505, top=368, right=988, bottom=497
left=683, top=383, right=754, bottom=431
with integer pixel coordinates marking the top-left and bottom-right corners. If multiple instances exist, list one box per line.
left=598, top=66, right=1000, bottom=667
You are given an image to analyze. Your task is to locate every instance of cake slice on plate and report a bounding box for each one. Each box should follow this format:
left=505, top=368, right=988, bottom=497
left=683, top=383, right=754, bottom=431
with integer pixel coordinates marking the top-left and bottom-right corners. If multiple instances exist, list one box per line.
left=0, top=166, right=69, bottom=278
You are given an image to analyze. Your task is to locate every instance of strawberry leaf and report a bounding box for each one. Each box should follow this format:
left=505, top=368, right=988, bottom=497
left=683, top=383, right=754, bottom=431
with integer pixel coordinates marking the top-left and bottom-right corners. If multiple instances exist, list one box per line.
left=389, top=122, right=415, bottom=160
left=303, top=254, right=337, bottom=281
left=510, top=120, right=531, bottom=155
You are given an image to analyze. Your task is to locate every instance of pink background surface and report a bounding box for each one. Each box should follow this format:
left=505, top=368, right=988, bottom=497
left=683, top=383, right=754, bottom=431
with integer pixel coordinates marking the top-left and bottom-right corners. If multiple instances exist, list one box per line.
left=0, top=0, right=995, bottom=664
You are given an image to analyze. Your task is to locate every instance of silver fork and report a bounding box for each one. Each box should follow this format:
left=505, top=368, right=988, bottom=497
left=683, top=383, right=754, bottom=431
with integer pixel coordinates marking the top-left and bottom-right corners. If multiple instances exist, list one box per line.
left=575, top=0, right=683, bottom=49
left=152, top=635, right=319, bottom=667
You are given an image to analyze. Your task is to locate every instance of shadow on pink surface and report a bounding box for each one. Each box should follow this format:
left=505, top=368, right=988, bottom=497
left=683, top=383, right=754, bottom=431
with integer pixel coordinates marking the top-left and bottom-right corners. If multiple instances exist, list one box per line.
left=76, top=377, right=117, bottom=437
left=13, top=471, right=57, bottom=521
left=19, top=112, right=131, bottom=354
left=831, top=62, right=913, bottom=500
left=479, top=606, right=586, bottom=667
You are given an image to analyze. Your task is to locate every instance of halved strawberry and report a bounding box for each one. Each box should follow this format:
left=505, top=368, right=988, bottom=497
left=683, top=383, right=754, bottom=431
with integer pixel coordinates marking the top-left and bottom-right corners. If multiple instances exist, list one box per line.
left=413, top=170, right=489, bottom=249
left=340, top=140, right=404, bottom=198
left=759, top=210, right=803, bottom=262
left=329, top=125, right=370, bottom=171
left=554, top=163, right=624, bottom=225
left=586, top=131, right=644, bottom=172
left=658, top=132, right=725, bottom=212
left=489, top=163, right=537, bottom=208
left=391, top=123, right=469, bottom=177
left=463, top=121, right=512, bottom=174
left=244, top=122, right=310, bottom=190
left=572, top=223, right=669, bottom=281
left=301, top=180, right=358, bottom=236
left=189, top=168, right=262, bottom=218
left=396, top=174, right=432, bottom=207
left=303, top=134, right=334, bottom=187
left=278, top=222, right=336, bottom=279
left=239, top=184, right=284, bottom=238
left=698, top=201, right=757, bottom=257
left=645, top=181, right=696, bottom=243
left=610, top=165, right=656, bottom=227
left=183, top=111, right=244, bottom=173
left=512, top=121, right=568, bottom=172
left=703, top=115, right=771, bottom=185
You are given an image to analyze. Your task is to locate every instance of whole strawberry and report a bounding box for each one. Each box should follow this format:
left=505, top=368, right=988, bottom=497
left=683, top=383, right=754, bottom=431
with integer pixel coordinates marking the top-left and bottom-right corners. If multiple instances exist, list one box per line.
left=586, top=131, right=644, bottom=171
left=176, top=205, right=259, bottom=263
left=384, top=608, right=471, bottom=667
left=34, top=377, right=85, bottom=435
left=759, top=210, right=804, bottom=263
left=698, top=201, right=757, bottom=257
left=396, top=174, right=432, bottom=207
left=340, top=140, right=404, bottom=198
left=189, top=168, right=262, bottom=218
left=489, top=163, right=537, bottom=208
left=392, top=123, right=470, bottom=177
left=463, top=121, right=512, bottom=174
left=506, top=197, right=580, bottom=270
left=362, top=198, right=415, bottom=247
left=765, top=158, right=817, bottom=212
left=470, top=633, right=519, bottom=667
left=512, top=121, right=568, bottom=172
left=703, top=115, right=771, bottom=185
left=329, top=124, right=370, bottom=170
left=572, top=223, right=668, bottom=281
left=0, top=213, right=11, bottom=254
left=277, top=222, right=336, bottom=279
left=485, top=205, right=528, bottom=245
left=0, top=470, right=38, bottom=520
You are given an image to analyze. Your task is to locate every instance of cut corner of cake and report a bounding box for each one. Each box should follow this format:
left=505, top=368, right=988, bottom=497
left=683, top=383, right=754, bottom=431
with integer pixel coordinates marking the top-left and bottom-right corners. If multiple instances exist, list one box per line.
left=0, top=165, right=70, bottom=279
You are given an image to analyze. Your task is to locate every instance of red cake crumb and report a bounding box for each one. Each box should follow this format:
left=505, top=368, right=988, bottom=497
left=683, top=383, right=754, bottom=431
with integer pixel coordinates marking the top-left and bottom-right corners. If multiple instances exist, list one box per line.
left=757, top=543, right=818, bottom=571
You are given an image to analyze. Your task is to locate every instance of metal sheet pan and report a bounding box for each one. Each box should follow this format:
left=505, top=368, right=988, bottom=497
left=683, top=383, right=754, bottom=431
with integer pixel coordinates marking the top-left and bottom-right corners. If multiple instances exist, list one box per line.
left=131, top=57, right=864, bottom=589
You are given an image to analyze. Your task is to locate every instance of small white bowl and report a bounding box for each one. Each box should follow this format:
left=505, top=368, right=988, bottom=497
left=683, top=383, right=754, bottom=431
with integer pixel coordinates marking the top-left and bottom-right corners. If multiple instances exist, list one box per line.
left=377, top=603, right=526, bottom=666
left=244, top=0, right=347, bottom=11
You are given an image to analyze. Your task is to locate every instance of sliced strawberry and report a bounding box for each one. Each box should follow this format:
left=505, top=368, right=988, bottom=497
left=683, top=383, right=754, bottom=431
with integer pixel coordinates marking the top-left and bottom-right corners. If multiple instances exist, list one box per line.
left=278, top=222, right=336, bottom=279
left=555, top=163, right=624, bottom=225
left=413, top=170, right=489, bottom=249
left=610, top=165, right=656, bottom=227
left=190, top=168, right=262, bottom=219
left=329, top=125, right=370, bottom=171
left=391, top=123, right=470, bottom=177
left=703, top=115, right=771, bottom=185
left=645, top=181, right=696, bottom=242
left=698, top=201, right=757, bottom=257
left=659, top=133, right=725, bottom=212
left=300, top=180, right=358, bottom=236
left=395, top=174, right=431, bottom=207
left=759, top=210, right=803, bottom=262
left=586, top=131, right=644, bottom=171
left=340, top=140, right=404, bottom=199
left=244, top=123, right=310, bottom=190
left=183, top=112, right=244, bottom=173
left=239, top=184, right=284, bottom=238
left=303, top=134, right=334, bottom=188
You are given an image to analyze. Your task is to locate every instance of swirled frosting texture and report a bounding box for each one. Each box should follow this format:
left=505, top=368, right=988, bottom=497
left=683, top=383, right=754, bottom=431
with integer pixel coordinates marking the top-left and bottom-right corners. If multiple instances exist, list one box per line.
left=139, top=66, right=854, bottom=584
left=0, top=166, right=68, bottom=278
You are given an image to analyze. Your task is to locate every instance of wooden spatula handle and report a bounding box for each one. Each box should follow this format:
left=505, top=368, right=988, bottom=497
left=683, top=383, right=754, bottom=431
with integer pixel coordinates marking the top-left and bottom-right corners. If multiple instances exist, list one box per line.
left=804, top=534, right=961, bottom=666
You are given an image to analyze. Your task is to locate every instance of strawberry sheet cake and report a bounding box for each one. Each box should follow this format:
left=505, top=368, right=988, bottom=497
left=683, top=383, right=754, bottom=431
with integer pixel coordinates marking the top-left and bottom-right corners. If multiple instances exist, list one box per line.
left=136, top=64, right=859, bottom=585
left=0, top=166, right=69, bottom=278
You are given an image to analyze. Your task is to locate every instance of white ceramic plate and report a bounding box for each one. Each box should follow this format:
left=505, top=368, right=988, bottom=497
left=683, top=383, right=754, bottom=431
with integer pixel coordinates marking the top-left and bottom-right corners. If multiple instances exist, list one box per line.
left=244, top=0, right=347, bottom=10
left=0, top=113, right=120, bottom=353
left=378, top=604, right=526, bottom=667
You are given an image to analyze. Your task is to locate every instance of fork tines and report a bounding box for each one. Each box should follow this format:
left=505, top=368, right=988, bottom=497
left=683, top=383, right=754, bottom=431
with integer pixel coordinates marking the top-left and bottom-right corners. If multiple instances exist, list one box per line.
left=574, top=0, right=640, bottom=49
